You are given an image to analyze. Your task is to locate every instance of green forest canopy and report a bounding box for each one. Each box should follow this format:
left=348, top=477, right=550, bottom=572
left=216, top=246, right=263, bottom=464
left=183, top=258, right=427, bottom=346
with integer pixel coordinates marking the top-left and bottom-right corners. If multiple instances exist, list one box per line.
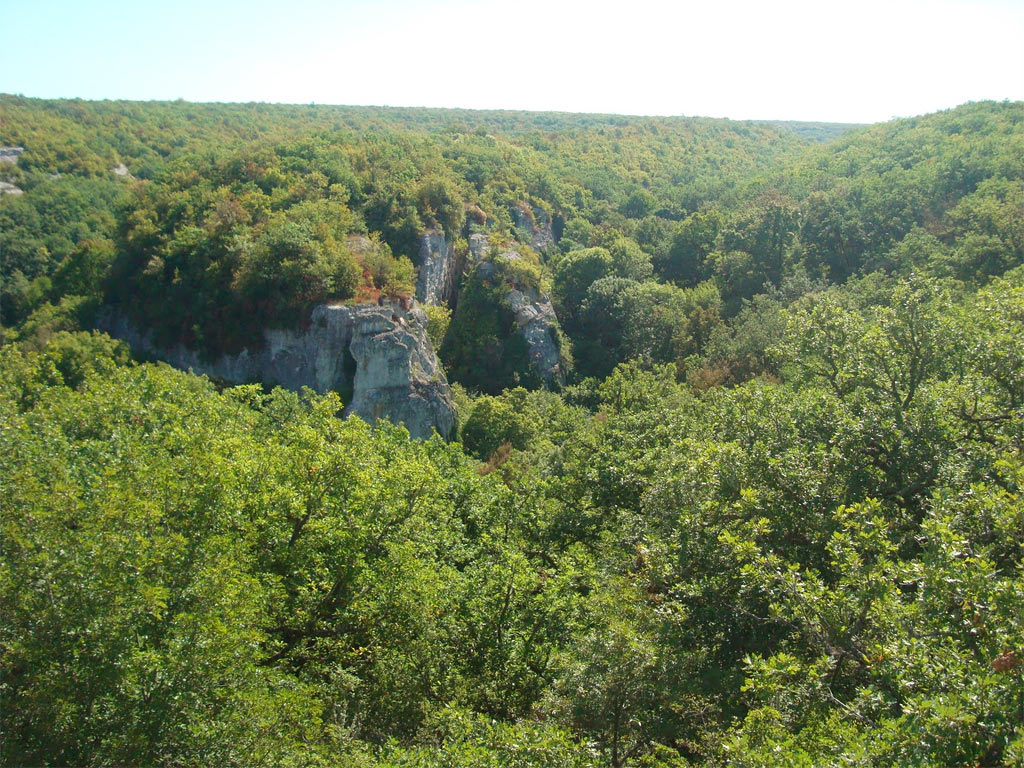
left=1, top=96, right=1022, bottom=767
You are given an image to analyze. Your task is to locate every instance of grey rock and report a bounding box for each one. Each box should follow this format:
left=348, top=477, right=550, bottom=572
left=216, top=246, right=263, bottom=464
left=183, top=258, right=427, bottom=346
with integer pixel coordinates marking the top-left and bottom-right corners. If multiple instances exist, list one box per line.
left=475, top=260, right=498, bottom=283
left=505, top=288, right=565, bottom=389
left=112, top=163, right=130, bottom=176
left=468, top=232, right=491, bottom=263
left=474, top=249, right=519, bottom=283
left=0, top=147, right=24, bottom=165
left=347, top=305, right=455, bottom=440
left=469, top=255, right=565, bottom=389
left=511, top=202, right=556, bottom=252
left=345, top=234, right=376, bottom=257
left=99, top=301, right=455, bottom=440
left=415, top=228, right=459, bottom=306
left=0, top=181, right=23, bottom=195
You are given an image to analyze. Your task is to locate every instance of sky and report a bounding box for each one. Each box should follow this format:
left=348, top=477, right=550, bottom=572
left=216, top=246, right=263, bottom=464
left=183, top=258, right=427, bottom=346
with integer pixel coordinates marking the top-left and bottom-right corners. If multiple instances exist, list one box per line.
left=1, top=0, right=1021, bottom=123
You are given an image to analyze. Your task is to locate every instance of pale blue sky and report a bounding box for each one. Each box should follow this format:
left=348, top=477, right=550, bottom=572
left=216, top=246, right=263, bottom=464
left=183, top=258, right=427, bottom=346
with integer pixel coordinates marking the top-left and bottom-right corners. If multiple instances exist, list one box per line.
left=1, top=0, right=1021, bottom=122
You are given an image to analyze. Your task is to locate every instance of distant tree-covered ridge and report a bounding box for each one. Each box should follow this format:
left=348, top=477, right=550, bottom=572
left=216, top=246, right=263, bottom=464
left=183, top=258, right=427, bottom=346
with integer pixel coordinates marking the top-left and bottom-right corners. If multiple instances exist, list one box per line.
left=3, top=97, right=1019, bottom=388
left=1, top=95, right=812, bottom=351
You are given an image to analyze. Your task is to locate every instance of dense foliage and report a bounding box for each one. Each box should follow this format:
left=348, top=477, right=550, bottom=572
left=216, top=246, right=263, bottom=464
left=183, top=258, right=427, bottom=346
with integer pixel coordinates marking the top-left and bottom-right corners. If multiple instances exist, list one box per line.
left=1, top=95, right=814, bottom=354
left=1, top=97, right=1022, bottom=766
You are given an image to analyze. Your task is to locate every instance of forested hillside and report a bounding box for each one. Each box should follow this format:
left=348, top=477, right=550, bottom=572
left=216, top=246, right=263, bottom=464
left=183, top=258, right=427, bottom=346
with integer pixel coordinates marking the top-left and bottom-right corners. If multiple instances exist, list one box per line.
left=1, top=96, right=1022, bottom=767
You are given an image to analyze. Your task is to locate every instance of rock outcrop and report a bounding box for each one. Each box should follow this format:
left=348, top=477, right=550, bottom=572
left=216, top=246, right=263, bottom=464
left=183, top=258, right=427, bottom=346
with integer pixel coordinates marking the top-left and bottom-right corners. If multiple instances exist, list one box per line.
left=511, top=202, right=556, bottom=252
left=0, top=147, right=24, bottom=165
left=100, top=301, right=455, bottom=440
left=505, top=288, right=565, bottom=389
left=345, top=303, right=455, bottom=440
left=475, top=252, right=566, bottom=389
left=467, top=232, right=491, bottom=263
left=415, top=228, right=459, bottom=306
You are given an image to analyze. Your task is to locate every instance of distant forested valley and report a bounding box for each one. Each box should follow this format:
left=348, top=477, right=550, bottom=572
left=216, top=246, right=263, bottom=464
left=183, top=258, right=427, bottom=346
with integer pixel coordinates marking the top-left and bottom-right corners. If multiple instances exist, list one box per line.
left=1, top=95, right=1022, bottom=767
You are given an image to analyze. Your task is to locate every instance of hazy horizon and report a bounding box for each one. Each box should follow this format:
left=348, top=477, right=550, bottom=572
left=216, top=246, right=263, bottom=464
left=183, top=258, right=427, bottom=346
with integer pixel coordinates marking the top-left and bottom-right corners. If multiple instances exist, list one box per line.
left=1, top=92, right=884, bottom=125
left=2, top=0, right=1022, bottom=124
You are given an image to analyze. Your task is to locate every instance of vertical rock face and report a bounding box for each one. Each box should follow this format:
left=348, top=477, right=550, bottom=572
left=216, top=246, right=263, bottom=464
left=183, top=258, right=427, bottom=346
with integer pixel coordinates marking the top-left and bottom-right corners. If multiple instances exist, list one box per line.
left=99, top=301, right=455, bottom=440
left=474, top=255, right=567, bottom=390
left=468, top=232, right=491, bottom=262
left=505, top=288, right=565, bottom=389
left=415, top=228, right=459, bottom=306
left=346, top=303, right=456, bottom=441
left=511, top=202, right=556, bottom=252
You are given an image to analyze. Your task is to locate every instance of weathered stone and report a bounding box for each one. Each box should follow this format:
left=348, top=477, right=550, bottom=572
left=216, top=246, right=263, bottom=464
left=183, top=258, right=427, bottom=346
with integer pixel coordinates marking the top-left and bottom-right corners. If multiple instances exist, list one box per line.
left=0, top=147, right=24, bottom=165
left=465, top=252, right=566, bottom=389
left=345, top=234, right=376, bottom=257
left=99, top=301, right=455, bottom=440
left=415, top=228, right=459, bottom=306
left=347, top=305, right=455, bottom=440
left=468, top=232, right=491, bottom=263
left=0, top=181, right=23, bottom=195
left=511, top=202, right=556, bottom=252
left=505, top=288, right=565, bottom=389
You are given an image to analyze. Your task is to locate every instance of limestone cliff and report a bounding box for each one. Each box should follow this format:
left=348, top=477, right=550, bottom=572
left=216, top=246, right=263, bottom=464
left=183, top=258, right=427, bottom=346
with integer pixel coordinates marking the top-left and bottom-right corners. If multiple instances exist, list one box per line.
left=100, top=301, right=455, bottom=440
left=469, top=252, right=567, bottom=390
left=505, top=287, right=565, bottom=389
left=345, top=303, right=455, bottom=439
left=468, top=232, right=491, bottom=262
left=415, top=228, right=460, bottom=306
left=416, top=208, right=554, bottom=308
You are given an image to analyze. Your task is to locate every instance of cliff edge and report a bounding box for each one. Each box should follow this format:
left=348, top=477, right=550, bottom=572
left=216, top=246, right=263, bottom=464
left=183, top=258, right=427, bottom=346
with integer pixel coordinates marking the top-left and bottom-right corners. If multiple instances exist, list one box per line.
left=100, top=300, right=455, bottom=440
